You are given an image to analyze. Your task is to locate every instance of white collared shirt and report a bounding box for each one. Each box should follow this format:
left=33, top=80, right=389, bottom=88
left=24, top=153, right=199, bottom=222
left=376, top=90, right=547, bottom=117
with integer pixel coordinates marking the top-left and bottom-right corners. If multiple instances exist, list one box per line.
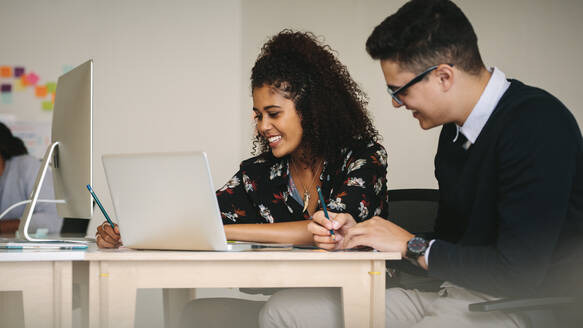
left=452, top=67, right=511, bottom=145
left=424, top=67, right=510, bottom=266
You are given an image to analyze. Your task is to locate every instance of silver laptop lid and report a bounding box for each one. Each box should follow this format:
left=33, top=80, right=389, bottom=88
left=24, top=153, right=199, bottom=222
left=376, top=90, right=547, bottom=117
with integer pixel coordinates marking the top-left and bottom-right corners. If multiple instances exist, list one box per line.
left=102, top=151, right=228, bottom=250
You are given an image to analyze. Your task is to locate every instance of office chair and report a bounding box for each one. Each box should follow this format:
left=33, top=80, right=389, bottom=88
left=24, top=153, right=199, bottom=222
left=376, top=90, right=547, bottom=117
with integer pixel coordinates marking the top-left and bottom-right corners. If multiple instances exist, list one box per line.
left=386, top=188, right=443, bottom=292
left=468, top=296, right=579, bottom=328
left=386, top=188, right=439, bottom=234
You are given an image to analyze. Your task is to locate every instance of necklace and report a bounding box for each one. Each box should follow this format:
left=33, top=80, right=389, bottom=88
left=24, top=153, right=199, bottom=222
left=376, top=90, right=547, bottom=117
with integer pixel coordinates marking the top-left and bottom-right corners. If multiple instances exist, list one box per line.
left=291, top=159, right=323, bottom=213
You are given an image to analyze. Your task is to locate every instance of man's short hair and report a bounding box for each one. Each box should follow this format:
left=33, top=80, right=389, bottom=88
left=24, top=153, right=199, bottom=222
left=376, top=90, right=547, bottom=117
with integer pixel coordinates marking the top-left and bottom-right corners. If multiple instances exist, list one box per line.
left=366, top=0, right=484, bottom=75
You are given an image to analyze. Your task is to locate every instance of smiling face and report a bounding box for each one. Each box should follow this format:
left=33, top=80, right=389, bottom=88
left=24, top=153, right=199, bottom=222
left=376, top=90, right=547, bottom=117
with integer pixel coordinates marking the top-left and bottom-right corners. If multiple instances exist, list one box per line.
left=253, top=84, right=304, bottom=159
left=380, top=60, right=451, bottom=130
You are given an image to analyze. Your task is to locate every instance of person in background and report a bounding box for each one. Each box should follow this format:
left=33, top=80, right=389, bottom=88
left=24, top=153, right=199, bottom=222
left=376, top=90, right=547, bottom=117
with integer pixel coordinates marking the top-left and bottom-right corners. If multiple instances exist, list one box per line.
left=259, top=1, right=583, bottom=327
left=0, top=122, right=62, bottom=234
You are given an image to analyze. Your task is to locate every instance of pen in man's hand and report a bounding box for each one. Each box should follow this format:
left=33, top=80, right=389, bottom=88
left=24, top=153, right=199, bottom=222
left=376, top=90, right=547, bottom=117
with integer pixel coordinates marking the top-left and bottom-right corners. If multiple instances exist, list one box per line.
left=86, top=184, right=115, bottom=229
left=316, top=186, right=336, bottom=239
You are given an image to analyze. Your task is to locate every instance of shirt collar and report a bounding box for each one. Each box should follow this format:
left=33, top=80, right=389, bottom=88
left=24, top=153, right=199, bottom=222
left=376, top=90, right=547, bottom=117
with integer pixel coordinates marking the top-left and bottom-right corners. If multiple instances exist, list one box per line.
left=453, top=67, right=511, bottom=144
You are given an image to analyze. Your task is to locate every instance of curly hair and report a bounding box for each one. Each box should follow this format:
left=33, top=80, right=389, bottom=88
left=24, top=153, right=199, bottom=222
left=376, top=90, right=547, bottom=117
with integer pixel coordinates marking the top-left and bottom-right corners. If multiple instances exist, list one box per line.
left=250, top=29, right=380, bottom=166
left=366, top=0, right=484, bottom=75
left=0, top=122, right=28, bottom=160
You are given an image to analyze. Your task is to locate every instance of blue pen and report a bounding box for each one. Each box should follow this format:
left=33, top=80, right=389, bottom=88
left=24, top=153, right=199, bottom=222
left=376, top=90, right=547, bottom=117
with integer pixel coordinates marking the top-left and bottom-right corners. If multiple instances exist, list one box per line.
left=86, top=184, right=115, bottom=229
left=316, top=186, right=336, bottom=239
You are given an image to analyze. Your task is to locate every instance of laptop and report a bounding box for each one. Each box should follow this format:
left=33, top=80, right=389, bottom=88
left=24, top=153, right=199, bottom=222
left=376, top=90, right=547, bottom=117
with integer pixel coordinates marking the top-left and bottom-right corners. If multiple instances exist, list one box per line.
left=102, top=151, right=290, bottom=251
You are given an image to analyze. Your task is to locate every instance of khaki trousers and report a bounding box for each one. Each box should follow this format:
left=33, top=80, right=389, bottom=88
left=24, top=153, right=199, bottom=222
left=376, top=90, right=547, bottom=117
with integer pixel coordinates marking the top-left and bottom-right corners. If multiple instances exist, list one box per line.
left=259, top=283, right=527, bottom=328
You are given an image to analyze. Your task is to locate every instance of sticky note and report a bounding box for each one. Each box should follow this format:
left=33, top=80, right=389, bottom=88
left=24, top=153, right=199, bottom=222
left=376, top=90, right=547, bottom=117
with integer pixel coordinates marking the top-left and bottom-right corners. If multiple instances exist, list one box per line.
left=25, top=73, right=39, bottom=85
left=14, top=67, right=25, bottom=77
left=1, top=84, right=11, bottom=93
left=46, top=82, right=57, bottom=93
left=35, top=85, right=47, bottom=98
left=0, top=66, right=11, bottom=78
left=42, top=101, right=53, bottom=110
left=13, top=79, right=24, bottom=91
left=1, top=93, right=12, bottom=104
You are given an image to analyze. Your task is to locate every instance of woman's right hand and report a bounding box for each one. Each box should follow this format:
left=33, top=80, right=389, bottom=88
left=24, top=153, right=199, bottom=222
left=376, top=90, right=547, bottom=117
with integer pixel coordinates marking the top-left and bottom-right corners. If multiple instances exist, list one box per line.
left=96, top=221, right=122, bottom=248
left=308, top=211, right=357, bottom=250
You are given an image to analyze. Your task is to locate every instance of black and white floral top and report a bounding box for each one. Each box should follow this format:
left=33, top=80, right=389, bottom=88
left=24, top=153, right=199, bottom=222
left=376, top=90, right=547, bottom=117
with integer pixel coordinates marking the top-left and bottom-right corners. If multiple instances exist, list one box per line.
left=216, top=142, right=389, bottom=225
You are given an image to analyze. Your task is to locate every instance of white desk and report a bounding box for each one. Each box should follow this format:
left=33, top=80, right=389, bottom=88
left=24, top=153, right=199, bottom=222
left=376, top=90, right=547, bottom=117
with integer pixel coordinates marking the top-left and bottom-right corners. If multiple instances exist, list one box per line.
left=1, top=246, right=400, bottom=328
left=0, top=249, right=85, bottom=328
left=82, top=247, right=400, bottom=328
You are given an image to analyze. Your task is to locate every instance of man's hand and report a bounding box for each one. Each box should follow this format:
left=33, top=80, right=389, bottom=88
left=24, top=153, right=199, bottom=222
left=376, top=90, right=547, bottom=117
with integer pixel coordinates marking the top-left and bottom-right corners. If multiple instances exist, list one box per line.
left=96, top=221, right=122, bottom=248
left=342, top=216, right=414, bottom=257
left=308, top=211, right=357, bottom=250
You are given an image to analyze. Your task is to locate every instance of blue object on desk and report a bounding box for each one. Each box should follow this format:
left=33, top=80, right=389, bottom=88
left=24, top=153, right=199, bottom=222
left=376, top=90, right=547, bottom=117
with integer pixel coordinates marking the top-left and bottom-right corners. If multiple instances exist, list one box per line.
left=0, top=242, right=88, bottom=249
left=86, top=184, right=115, bottom=229
left=316, top=186, right=336, bottom=238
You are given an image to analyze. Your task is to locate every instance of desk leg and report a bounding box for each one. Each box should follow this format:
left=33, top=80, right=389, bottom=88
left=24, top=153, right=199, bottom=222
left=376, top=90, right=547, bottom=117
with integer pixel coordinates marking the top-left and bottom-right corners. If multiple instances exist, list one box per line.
left=341, top=260, right=386, bottom=328
left=370, top=260, right=386, bottom=328
left=52, top=261, right=73, bottom=328
left=342, top=284, right=371, bottom=328
left=75, top=261, right=101, bottom=328
left=88, top=261, right=101, bottom=328
left=163, top=288, right=197, bottom=328
left=99, top=262, right=137, bottom=328
left=17, top=261, right=72, bottom=328
left=22, top=279, right=53, bottom=328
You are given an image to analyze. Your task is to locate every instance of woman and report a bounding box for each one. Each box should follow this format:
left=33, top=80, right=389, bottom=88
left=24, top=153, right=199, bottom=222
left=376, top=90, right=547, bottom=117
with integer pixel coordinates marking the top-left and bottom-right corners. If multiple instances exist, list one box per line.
left=0, top=122, right=62, bottom=234
left=96, top=30, right=388, bottom=250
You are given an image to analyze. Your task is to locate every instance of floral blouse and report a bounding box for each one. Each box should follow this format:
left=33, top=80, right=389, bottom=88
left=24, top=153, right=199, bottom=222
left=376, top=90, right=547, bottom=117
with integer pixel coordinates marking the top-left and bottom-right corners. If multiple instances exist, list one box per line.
left=216, top=141, right=389, bottom=224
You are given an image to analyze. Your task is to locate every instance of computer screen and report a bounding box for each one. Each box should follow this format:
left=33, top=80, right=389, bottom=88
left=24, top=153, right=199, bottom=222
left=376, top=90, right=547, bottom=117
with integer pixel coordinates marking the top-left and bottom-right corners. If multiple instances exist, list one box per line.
left=17, top=59, right=93, bottom=241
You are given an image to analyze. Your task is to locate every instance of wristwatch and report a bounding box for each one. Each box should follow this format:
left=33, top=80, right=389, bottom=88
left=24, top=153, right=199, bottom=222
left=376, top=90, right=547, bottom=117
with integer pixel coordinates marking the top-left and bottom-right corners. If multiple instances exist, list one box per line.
left=406, top=236, right=429, bottom=260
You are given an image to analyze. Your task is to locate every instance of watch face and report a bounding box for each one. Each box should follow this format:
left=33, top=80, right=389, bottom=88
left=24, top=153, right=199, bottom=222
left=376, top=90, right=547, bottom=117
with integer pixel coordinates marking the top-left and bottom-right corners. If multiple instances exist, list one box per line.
left=408, top=236, right=427, bottom=253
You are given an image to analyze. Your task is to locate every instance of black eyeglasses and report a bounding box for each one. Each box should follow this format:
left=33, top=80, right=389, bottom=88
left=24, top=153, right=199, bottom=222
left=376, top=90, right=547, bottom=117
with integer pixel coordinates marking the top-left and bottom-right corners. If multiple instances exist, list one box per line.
left=387, top=64, right=453, bottom=106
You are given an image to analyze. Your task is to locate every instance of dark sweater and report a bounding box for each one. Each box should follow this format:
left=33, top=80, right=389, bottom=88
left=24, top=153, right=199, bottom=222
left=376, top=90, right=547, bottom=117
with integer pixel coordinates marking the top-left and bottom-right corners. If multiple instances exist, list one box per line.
left=428, top=80, right=583, bottom=298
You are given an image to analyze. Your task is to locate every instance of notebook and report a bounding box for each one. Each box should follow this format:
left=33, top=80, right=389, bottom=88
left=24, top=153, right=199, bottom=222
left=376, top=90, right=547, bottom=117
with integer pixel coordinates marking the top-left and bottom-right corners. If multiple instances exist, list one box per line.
left=102, top=151, right=290, bottom=251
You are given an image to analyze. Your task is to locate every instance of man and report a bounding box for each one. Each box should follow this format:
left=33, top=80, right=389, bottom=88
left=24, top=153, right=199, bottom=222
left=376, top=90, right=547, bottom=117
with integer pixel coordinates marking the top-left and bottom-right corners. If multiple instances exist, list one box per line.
left=258, top=0, right=583, bottom=327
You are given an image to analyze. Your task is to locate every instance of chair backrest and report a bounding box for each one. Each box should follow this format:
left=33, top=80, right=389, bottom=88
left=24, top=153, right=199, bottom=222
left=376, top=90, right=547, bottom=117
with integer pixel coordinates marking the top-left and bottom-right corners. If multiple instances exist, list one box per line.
left=387, top=189, right=439, bottom=235
left=385, top=189, right=441, bottom=286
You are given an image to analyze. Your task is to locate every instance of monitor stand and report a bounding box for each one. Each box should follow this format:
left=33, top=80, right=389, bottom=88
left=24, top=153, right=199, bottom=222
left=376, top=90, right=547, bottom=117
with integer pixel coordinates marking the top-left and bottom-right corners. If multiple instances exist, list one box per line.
left=15, top=141, right=83, bottom=243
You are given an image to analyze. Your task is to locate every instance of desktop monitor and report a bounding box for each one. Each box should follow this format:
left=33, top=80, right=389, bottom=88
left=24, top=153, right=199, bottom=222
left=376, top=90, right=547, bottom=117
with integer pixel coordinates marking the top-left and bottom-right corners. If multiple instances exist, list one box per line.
left=17, top=59, right=93, bottom=241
